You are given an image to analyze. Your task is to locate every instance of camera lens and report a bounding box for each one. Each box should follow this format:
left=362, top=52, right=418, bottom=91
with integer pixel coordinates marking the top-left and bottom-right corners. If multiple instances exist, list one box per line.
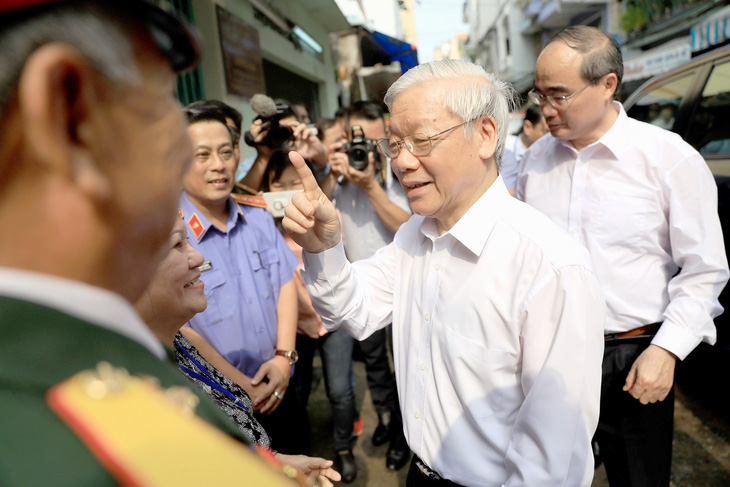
left=348, top=148, right=369, bottom=170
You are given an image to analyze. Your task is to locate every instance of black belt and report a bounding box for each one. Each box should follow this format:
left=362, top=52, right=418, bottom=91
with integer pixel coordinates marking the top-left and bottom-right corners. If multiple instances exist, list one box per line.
left=604, top=322, right=661, bottom=342
left=410, top=455, right=462, bottom=486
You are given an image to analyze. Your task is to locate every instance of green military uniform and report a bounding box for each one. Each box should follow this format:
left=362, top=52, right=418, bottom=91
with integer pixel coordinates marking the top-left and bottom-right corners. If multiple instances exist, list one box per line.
left=0, top=297, right=252, bottom=486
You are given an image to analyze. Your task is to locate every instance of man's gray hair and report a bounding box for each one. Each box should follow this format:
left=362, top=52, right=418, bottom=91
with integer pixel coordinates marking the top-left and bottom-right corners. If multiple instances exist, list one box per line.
left=547, top=26, right=623, bottom=98
left=383, top=59, right=516, bottom=168
left=0, top=2, right=139, bottom=120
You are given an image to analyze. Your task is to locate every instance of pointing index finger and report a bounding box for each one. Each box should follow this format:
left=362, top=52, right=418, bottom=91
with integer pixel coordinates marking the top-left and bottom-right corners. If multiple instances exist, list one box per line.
left=288, top=150, right=321, bottom=196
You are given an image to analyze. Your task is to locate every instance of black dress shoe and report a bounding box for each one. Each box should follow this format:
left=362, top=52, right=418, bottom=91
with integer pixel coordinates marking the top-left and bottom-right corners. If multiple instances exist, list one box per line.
left=386, top=434, right=410, bottom=471
left=372, top=410, right=391, bottom=446
left=335, top=450, right=357, bottom=483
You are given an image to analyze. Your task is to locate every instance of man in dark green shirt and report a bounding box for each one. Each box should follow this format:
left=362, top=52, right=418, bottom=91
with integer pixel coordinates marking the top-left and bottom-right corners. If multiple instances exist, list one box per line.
left=0, top=2, right=299, bottom=485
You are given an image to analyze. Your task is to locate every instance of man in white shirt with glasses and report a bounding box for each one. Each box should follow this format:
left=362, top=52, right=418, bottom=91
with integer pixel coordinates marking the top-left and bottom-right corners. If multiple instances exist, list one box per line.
left=516, top=26, right=729, bottom=487
left=283, top=59, right=606, bottom=487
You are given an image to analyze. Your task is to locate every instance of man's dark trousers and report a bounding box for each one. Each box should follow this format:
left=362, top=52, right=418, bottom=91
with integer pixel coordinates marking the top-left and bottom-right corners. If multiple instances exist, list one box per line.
left=595, top=337, right=674, bottom=487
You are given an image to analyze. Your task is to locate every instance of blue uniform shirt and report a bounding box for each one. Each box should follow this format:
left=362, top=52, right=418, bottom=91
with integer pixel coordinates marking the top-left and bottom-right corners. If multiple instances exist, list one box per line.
left=179, top=192, right=298, bottom=378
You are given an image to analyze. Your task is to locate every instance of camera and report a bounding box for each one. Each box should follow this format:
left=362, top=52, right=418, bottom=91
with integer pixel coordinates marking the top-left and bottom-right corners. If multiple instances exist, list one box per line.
left=262, top=190, right=299, bottom=218
left=338, top=125, right=377, bottom=171
left=244, top=95, right=295, bottom=151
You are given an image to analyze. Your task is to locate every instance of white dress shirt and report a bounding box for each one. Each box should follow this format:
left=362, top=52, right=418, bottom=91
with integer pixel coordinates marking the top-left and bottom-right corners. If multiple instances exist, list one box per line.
left=0, top=267, right=164, bottom=358
left=516, top=102, right=729, bottom=360
left=302, top=177, right=605, bottom=487
left=500, top=135, right=528, bottom=189
left=333, top=158, right=410, bottom=261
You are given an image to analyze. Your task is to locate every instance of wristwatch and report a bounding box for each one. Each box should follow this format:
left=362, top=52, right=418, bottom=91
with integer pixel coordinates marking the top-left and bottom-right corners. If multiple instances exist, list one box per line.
left=275, top=349, right=299, bottom=365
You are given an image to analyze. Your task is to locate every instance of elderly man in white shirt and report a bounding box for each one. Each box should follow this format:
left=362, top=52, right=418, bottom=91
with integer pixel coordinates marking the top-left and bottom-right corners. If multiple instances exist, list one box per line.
left=516, top=26, right=729, bottom=487
left=283, top=59, right=606, bottom=487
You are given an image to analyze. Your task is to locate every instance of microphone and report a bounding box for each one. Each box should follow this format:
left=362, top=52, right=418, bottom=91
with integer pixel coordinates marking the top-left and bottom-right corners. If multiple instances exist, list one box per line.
left=250, top=94, right=278, bottom=118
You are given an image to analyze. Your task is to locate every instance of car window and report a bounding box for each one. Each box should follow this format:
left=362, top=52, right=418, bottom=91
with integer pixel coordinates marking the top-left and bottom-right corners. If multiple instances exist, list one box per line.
left=626, top=71, right=696, bottom=130
left=686, top=60, right=730, bottom=156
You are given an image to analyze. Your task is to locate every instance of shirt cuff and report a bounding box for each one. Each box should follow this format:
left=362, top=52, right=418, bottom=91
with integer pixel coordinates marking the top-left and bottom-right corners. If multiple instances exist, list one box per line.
left=301, top=240, right=347, bottom=280
left=651, top=321, right=703, bottom=360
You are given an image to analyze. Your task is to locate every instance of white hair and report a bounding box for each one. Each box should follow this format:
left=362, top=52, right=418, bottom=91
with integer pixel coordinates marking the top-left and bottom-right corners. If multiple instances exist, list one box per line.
left=384, top=59, right=516, bottom=167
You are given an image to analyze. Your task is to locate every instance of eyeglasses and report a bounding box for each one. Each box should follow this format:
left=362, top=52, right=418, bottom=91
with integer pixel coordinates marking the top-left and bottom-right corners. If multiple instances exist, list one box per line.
left=528, top=78, right=598, bottom=108
left=376, top=119, right=475, bottom=159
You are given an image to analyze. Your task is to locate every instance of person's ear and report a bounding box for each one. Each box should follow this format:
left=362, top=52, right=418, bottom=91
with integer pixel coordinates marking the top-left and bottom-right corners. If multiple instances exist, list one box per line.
left=603, top=73, right=618, bottom=100
left=477, top=116, right=498, bottom=162
left=17, top=43, right=112, bottom=201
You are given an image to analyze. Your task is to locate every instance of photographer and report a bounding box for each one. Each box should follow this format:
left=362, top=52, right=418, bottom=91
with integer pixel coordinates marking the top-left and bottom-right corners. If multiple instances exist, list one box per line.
left=239, top=96, right=328, bottom=192
left=323, top=101, right=412, bottom=476
left=325, top=103, right=410, bottom=234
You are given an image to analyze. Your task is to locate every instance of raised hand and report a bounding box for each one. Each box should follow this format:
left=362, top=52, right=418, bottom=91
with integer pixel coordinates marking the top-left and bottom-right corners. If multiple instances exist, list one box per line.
left=289, top=121, right=327, bottom=163
left=282, top=151, right=341, bottom=253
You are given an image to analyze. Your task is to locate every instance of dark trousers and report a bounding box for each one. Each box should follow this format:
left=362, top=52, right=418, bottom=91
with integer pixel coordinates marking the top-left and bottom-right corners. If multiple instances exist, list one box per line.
left=320, top=326, right=403, bottom=451
left=357, top=326, right=406, bottom=444
left=290, top=333, right=318, bottom=408
left=595, top=337, right=674, bottom=487
left=255, top=379, right=311, bottom=455
left=319, top=329, right=357, bottom=452
left=406, top=456, right=462, bottom=487
left=357, top=327, right=398, bottom=415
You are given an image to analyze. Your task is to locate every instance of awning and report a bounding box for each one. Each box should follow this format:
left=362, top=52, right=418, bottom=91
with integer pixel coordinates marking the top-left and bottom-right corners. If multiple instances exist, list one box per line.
left=371, top=30, right=419, bottom=73
left=623, top=36, right=691, bottom=82
left=691, top=4, right=730, bottom=52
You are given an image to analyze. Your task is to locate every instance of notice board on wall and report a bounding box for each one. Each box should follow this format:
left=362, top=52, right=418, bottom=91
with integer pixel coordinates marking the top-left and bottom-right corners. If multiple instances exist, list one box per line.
left=216, top=5, right=265, bottom=98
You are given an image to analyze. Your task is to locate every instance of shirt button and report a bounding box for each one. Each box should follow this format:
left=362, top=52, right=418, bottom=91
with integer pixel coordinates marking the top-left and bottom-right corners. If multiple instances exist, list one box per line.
left=573, top=195, right=581, bottom=201
left=434, top=263, right=441, bottom=271
left=414, top=411, right=421, bottom=419
left=419, top=363, right=426, bottom=371
left=570, top=229, right=577, bottom=235
left=424, top=313, right=430, bottom=322
left=258, top=327, right=264, bottom=333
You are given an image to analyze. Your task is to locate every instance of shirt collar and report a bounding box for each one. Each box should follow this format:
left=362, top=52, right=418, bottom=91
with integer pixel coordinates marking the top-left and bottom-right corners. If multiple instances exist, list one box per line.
left=555, top=101, right=626, bottom=160
left=595, top=101, right=628, bottom=160
left=179, top=192, right=245, bottom=242
left=0, top=267, right=165, bottom=358
left=419, top=175, right=510, bottom=257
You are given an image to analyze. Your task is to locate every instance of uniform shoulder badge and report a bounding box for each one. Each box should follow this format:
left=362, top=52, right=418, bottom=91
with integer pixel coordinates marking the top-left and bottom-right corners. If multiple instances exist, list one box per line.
left=47, top=362, right=303, bottom=486
left=231, top=192, right=267, bottom=208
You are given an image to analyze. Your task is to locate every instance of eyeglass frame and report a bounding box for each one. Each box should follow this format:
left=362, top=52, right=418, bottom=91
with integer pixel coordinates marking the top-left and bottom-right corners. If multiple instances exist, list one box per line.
left=528, top=77, right=601, bottom=108
left=376, top=118, right=479, bottom=159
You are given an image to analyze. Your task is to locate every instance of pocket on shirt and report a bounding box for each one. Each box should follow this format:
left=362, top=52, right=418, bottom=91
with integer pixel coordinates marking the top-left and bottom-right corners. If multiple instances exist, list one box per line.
left=199, top=269, right=233, bottom=325
left=247, top=248, right=281, bottom=300
left=596, top=195, right=651, bottom=247
left=441, top=330, right=518, bottom=419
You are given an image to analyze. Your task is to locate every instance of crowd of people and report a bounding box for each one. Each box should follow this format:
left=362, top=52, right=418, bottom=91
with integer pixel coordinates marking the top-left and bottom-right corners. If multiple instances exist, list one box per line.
left=1, top=1, right=727, bottom=487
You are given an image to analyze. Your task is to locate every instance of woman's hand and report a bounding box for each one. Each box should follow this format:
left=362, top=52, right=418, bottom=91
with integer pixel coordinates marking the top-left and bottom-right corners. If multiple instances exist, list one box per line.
left=275, top=453, right=342, bottom=487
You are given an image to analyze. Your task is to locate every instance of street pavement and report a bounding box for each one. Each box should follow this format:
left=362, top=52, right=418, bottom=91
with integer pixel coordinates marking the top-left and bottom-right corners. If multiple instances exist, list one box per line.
left=307, top=351, right=730, bottom=486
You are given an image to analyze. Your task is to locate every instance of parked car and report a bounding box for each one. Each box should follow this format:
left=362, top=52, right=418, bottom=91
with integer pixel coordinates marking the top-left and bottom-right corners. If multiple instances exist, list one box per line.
left=624, top=45, right=730, bottom=402
left=624, top=44, right=730, bottom=176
